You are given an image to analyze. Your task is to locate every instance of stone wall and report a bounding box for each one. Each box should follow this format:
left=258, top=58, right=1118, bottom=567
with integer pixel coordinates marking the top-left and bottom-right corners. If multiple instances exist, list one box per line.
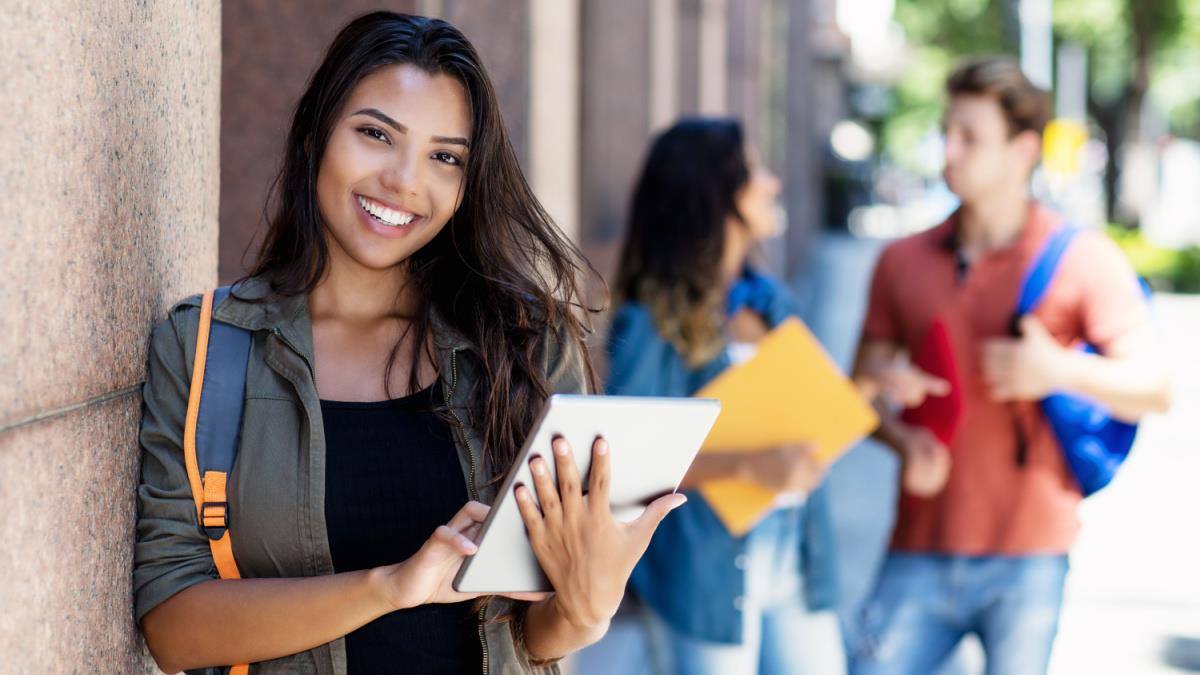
left=0, top=1, right=221, bottom=671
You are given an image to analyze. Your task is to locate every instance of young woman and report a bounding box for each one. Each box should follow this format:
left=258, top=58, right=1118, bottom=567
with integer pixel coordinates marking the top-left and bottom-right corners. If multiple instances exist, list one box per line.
left=133, top=13, right=684, bottom=675
left=601, top=119, right=846, bottom=674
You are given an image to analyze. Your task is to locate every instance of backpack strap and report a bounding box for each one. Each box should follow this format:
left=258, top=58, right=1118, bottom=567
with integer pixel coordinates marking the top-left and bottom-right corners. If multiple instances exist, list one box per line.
left=1017, top=225, right=1080, bottom=315
left=183, top=286, right=252, bottom=675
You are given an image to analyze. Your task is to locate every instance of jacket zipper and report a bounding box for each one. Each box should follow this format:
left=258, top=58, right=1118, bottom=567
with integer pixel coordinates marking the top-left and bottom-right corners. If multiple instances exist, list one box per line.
left=445, top=348, right=489, bottom=675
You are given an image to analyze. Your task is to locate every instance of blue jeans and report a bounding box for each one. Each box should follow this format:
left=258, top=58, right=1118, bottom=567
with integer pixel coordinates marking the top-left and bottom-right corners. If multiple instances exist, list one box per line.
left=571, top=506, right=846, bottom=675
left=850, top=553, right=1069, bottom=675
left=651, top=506, right=846, bottom=675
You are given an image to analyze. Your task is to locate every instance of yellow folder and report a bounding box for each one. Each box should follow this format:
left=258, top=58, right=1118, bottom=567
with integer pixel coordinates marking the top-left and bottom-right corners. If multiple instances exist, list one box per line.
left=694, top=317, right=878, bottom=536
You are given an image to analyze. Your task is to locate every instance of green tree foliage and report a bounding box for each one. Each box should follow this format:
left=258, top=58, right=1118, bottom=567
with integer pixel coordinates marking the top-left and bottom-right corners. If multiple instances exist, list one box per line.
left=882, top=0, right=1198, bottom=177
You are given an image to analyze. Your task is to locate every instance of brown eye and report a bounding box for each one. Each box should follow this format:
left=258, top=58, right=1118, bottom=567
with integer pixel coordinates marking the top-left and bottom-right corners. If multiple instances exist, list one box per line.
left=358, top=127, right=390, bottom=144
left=432, top=151, right=462, bottom=166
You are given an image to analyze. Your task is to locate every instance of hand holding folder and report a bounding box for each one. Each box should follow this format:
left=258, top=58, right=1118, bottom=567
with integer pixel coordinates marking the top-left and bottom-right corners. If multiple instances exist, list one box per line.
left=694, top=318, right=878, bottom=535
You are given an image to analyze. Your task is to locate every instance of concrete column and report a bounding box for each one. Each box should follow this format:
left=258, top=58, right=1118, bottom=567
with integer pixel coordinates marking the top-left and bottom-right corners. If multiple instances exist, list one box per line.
left=698, top=0, right=729, bottom=115
left=0, top=1, right=221, bottom=671
left=219, top=1, right=419, bottom=284
left=727, top=0, right=764, bottom=147
left=580, top=0, right=654, bottom=286
left=677, top=0, right=729, bottom=117
left=529, top=0, right=582, bottom=244
left=442, top=0, right=532, bottom=170
left=650, top=0, right=681, bottom=132
left=677, top=0, right=702, bottom=114
left=784, top=0, right=823, bottom=277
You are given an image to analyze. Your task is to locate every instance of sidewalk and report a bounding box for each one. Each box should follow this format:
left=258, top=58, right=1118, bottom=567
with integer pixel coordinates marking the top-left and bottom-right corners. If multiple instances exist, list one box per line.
left=1049, top=293, right=1200, bottom=674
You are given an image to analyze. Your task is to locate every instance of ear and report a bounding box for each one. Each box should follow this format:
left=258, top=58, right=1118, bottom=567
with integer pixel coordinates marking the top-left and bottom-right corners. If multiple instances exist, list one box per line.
left=1012, top=130, right=1042, bottom=173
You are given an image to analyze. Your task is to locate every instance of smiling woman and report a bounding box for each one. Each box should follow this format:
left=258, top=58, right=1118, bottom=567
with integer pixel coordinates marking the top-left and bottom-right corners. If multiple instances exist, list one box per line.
left=132, top=11, right=686, bottom=675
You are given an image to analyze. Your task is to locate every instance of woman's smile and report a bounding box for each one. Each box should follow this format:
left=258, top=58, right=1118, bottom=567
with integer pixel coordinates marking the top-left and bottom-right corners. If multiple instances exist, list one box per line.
left=354, top=192, right=424, bottom=238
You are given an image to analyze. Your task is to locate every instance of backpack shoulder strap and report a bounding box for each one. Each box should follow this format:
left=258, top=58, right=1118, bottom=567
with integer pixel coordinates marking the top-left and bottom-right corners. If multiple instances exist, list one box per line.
left=1017, top=225, right=1080, bottom=315
left=182, top=286, right=253, bottom=675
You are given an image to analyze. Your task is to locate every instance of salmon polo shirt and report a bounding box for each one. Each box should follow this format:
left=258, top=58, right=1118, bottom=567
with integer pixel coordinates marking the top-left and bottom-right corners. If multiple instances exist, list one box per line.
left=862, top=203, right=1148, bottom=555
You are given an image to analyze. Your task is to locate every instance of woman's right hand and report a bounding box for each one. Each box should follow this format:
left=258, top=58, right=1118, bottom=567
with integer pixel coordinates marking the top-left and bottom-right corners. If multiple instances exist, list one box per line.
left=740, top=443, right=825, bottom=493
left=368, top=501, right=548, bottom=612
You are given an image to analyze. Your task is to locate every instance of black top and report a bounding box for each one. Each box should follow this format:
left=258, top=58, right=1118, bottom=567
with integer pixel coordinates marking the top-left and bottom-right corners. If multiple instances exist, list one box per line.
left=322, top=385, right=481, bottom=675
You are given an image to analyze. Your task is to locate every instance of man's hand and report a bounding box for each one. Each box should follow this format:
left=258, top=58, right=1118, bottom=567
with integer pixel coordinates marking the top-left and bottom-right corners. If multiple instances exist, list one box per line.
left=859, top=352, right=951, bottom=408
left=893, top=423, right=952, bottom=497
left=981, top=315, right=1068, bottom=402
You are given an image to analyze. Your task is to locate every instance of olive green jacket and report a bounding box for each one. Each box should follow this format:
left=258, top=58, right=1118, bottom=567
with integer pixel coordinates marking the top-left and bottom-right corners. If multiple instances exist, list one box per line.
left=134, top=276, right=586, bottom=674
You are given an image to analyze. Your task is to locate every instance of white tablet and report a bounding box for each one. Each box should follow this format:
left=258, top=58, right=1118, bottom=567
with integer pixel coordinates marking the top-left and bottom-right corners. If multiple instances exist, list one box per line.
left=453, top=394, right=721, bottom=593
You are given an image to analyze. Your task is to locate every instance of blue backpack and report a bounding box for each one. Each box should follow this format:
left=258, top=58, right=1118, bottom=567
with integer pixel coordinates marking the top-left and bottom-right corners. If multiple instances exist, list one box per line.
left=1014, top=226, right=1144, bottom=496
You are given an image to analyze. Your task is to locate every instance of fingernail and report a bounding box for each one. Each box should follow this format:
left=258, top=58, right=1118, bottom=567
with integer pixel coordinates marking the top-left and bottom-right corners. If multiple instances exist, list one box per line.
left=671, top=494, right=688, bottom=508
left=554, top=439, right=568, bottom=456
left=515, top=484, right=527, bottom=500
left=531, top=459, right=545, bottom=476
left=596, top=439, right=609, bottom=456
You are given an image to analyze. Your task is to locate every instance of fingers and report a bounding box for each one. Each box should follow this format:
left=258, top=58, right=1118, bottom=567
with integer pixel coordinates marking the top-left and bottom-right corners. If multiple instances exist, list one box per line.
left=529, top=453, right=563, bottom=529
left=917, top=369, right=952, bottom=397
left=514, top=483, right=546, bottom=541
left=551, top=437, right=584, bottom=519
left=630, top=492, right=687, bottom=540
left=446, top=500, right=490, bottom=532
left=885, top=369, right=928, bottom=408
left=588, top=437, right=612, bottom=517
left=1019, top=315, right=1050, bottom=340
left=979, top=341, right=1011, bottom=390
left=461, top=522, right=483, bottom=544
left=431, top=524, right=478, bottom=555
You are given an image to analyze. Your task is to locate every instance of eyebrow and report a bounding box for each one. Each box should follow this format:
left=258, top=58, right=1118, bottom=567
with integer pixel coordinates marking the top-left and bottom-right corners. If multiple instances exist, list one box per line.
left=351, top=107, right=470, bottom=148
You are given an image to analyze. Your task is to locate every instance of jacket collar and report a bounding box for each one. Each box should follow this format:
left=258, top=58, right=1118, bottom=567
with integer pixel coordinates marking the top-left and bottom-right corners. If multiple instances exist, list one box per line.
left=211, top=275, right=477, bottom=365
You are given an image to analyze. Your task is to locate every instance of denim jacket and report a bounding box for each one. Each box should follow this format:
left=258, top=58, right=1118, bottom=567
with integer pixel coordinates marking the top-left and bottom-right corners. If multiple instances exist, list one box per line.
left=607, top=270, right=840, bottom=644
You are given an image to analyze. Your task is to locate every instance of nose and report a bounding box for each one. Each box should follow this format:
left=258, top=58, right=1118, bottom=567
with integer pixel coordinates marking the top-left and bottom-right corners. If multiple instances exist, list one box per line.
left=766, top=170, right=782, bottom=197
left=378, top=147, right=422, bottom=198
left=943, top=132, right=963, bottom=167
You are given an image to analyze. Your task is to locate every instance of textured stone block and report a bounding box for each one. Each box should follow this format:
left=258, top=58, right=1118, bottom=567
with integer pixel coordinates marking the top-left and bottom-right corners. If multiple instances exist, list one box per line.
left=0, top=1, right=221, bottom=426
left=0, top=395, right=160, bottom=673
left=0, top=1, right=221, bottom=671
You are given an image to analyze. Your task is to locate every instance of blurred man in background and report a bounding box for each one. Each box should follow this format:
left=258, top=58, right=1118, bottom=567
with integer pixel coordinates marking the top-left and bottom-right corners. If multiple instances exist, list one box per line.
left=849, top=57, right=1172, bottom=675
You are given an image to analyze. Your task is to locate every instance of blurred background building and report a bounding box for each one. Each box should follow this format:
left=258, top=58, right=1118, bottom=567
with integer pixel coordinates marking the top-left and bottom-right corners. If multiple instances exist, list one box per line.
left=218, top=0, right=852, bottom=297
left=2, top=1, right=1198, bottom=673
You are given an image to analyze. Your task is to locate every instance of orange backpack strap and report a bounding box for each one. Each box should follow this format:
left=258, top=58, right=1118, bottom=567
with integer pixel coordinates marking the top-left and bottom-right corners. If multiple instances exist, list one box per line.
left=184, top=287, right=252, bottom=675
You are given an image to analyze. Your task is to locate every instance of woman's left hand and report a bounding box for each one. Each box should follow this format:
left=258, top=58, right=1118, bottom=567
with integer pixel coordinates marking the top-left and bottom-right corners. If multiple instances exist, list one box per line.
left=514, top=436, right=687, bottom=630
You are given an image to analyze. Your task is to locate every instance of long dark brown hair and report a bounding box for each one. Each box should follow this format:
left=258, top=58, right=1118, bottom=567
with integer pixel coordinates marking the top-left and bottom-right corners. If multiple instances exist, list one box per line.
left=247, top=11, right=599, bottom=477
left=614, top=118, right=749, bottom=366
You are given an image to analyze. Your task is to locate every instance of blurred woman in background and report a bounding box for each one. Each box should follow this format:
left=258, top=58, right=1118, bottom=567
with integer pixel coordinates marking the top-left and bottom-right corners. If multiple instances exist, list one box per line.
left=580, top=118, right=846, bottom=674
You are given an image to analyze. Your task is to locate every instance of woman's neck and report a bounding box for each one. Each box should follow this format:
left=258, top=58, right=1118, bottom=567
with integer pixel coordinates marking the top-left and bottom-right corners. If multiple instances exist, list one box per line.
left=309, top=253, right=415, bottom=324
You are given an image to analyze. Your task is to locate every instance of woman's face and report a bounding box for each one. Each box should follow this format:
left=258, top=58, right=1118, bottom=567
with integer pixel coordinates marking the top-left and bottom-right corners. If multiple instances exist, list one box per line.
left=733, top=147, right=782, bottom=242
left=316, top=63, right=471, bottom=274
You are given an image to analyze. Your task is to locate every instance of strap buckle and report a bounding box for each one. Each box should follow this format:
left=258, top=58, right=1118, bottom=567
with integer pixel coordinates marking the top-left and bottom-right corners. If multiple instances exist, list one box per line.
left=200, top=501, right=229, bottom=540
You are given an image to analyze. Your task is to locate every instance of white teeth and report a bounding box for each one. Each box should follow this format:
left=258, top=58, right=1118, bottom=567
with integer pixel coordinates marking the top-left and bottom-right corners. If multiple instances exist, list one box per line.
left=356, top=195, right=415, bottom=227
